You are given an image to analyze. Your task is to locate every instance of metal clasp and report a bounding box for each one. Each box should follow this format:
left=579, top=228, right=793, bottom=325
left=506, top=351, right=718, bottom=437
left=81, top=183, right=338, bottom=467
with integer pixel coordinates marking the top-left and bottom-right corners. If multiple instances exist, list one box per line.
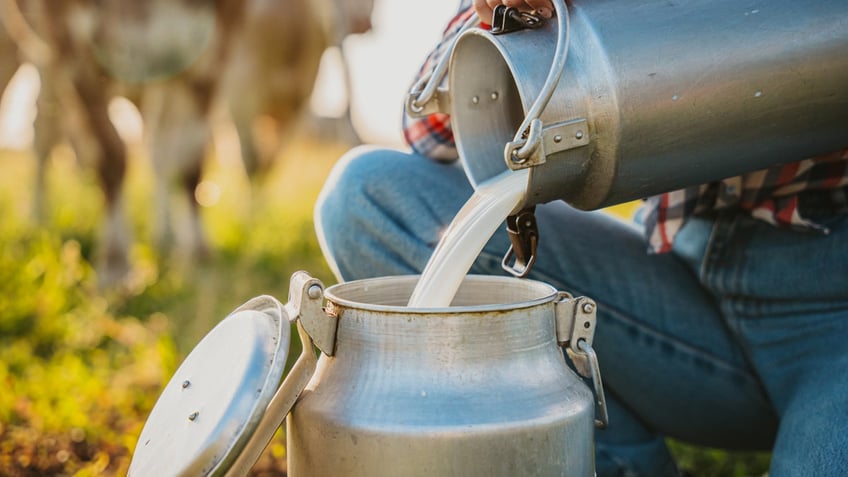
left=285, top=271, right=336, bottom=356
left=555, top=293, right=609, bottom=429
left=491, top=5, right=544, bottom=35
left=577, top=339, right=608, bottom=429
left=501, top=207, right=538, bottom=277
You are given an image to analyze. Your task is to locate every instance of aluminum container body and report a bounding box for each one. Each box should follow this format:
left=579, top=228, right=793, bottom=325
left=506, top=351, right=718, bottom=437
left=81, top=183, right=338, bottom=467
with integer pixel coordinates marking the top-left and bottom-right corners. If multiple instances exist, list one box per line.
left=286, top=275, right=595, bottom=477
left=451, top=0, right=848, bottom=209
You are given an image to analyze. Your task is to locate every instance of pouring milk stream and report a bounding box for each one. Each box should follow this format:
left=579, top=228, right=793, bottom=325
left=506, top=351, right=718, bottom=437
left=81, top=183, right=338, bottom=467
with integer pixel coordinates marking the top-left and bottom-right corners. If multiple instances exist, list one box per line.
left=407, top=169, right=529, bottom=307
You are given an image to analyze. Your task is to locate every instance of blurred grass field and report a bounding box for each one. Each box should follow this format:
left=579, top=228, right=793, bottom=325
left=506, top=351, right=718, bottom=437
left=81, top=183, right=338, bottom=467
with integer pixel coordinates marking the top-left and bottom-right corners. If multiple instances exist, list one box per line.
left=0, top=133, right=769, bottom=476
left=0, top=131, right=341, bottom=475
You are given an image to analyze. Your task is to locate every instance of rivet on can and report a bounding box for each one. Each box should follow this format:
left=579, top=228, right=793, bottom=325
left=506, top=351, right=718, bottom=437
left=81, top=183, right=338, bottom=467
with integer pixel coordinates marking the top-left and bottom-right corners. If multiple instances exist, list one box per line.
left=307, top=285, right=322, bottom=299
left=575, top=130, right=584, bottom=140
left=490, top=92, right=499, bottom=100
left=553, top=135, right=563, bottom=143
left=581, top=302, right=595, bottom=314
left=471, top=95, right=480, bottom=104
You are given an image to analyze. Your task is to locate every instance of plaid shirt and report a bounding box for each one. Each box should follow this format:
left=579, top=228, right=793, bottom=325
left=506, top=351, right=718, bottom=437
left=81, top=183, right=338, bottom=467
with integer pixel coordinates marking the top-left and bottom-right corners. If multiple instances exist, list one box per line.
left=402, top=3, right=474, bottom=161
left=403, top=3, right=848, bottom=253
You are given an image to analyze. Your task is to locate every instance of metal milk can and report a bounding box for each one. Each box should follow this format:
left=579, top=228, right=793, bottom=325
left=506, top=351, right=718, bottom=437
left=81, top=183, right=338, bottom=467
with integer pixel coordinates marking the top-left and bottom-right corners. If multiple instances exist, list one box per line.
left=408, top=0, right=848, bottom=210
left=129, top=272, right=607, bottom=476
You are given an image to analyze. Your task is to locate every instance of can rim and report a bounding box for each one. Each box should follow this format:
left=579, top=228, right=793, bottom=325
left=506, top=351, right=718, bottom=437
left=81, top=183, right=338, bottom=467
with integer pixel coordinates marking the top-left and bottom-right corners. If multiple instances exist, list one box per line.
left=324, top=274, right=558, bottom=313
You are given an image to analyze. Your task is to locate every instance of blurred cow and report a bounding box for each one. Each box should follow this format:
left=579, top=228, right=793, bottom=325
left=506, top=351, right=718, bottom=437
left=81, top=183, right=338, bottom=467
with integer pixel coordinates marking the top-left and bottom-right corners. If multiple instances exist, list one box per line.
left=0, top=6, right=16, bottom=102
left=0, top=0, right=374, bottom=287
left=225, top=0, right=373, bottom=176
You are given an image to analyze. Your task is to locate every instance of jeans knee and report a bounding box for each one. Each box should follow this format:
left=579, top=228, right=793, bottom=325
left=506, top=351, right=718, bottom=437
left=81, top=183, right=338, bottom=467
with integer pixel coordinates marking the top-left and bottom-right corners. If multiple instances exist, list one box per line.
left=318, top=147, right=399, bottom=229
left=314, top=146, right=412, bottom=279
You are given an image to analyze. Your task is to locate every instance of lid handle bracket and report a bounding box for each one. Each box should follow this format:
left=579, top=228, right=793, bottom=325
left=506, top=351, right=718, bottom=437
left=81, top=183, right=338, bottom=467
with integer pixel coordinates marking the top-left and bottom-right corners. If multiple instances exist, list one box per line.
left=285, top=271, right=337, bottom=356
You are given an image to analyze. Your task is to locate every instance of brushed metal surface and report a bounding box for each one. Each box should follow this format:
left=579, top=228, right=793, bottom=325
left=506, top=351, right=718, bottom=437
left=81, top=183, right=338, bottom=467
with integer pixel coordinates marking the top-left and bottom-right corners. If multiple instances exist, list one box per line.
left=287, top=275, right=595, bottom=476
left=452, top=0, right=848, bottom=209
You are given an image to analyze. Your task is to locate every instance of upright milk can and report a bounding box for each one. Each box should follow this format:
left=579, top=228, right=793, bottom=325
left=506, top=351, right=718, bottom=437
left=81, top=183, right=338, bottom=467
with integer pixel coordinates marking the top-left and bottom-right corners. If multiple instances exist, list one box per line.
left=407, top=0, right=848, bottom=276
left=129, top=272, right=607, bottom=476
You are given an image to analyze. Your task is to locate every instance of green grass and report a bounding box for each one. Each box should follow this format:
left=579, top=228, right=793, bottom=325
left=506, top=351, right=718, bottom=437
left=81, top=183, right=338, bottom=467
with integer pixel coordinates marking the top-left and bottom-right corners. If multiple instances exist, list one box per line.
left=0, top=136, right=340, bottom=475
left=0, top=137, right=770, bottom=476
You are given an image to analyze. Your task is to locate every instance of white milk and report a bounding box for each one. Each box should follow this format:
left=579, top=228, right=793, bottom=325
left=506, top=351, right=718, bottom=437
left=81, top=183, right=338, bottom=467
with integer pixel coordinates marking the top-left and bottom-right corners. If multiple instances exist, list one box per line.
left=408, top=169, right=529, bottom=307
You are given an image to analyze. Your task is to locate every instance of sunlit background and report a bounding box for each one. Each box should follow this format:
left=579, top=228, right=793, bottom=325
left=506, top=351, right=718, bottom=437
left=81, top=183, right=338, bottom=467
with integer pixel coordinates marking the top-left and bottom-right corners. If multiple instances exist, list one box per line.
left=0, top=2, right=465, bottom=475
left=0, top=2, right=478, bottom=475
left=0, top=1, right=769, bottom=474
left=0, top=0, right=459, bottom=150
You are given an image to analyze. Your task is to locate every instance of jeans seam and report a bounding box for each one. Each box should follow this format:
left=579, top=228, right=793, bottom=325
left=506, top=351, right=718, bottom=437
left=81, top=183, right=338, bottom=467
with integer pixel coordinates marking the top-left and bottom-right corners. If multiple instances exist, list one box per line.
left=730, top=215, right=751, bottom=301
left=719, top=303, right=778, bottom=414
left=699, top=217, right=722, bottom=292
left=601, top=299, right=755, bottom=378
left=704, top=217, right=775, bottom=408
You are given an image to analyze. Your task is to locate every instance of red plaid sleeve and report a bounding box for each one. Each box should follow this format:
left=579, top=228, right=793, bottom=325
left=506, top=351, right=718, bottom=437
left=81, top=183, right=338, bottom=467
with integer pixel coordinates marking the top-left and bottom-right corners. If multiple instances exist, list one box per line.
left=643, top=148, right=848, bottom=253
left=402, top=3, right=476, bottom=161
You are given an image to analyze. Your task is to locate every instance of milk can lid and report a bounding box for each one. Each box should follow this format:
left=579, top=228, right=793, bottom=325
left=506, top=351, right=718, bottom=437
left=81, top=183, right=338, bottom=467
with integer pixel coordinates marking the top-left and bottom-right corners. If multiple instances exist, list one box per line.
left=128, top=296, right=290, bottom=476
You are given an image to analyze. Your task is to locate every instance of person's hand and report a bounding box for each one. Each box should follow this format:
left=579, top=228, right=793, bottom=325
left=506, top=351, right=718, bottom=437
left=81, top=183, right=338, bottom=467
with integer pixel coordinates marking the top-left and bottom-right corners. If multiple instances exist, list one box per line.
left=472, top=0, right=554, bottom=25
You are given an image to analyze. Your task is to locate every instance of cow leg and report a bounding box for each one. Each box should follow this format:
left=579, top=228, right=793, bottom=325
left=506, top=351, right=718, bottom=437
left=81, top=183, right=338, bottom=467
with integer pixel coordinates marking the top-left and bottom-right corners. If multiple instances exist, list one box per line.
left=305, top=45, right=361, bottom=146
left=143, top=80, right=211, bottom=261
left=224, top=43, right=276, bottom=178
left=0, top=29, right=18, bottom=87
left=183, top=79, right=214, bottom=260
left=0, top=19, right=20, bottom=109
left=30, top=65, right=67, bottom=222
left=335, top=42, right=362, bottom=145
left=181, top=151, right=208, bottom=259
left=73, top=72, right=131, bottom=286
left=27, top=0, right=133, bottom=286
left=228, top=78, right=264, bottom=177
left=144, top=85, right=176, bottom=253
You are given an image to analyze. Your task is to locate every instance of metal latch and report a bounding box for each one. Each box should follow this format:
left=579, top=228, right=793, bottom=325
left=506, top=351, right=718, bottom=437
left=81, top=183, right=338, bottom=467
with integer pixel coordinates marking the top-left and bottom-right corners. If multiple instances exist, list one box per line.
left=555, top=293, right=609, bottom=429
left=491, top=5, right=544, bottom=34
left=501, top=207, right=538, bottom=278
left=284, top=271, right=337, bottom=356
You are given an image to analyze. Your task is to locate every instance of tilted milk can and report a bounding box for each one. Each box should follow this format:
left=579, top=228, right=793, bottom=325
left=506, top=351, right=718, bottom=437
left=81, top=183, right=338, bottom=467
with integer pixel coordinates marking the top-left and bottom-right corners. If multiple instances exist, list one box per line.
left=407, top=0, right=848, bottom=276
left=129, top=272, right=608, bottom=476
left=411, top=0, right=848, bottom=210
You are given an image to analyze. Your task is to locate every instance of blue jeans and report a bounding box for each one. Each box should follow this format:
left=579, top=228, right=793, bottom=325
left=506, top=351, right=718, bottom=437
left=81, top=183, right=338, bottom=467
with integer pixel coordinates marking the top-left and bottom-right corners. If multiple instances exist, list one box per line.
left=315, top=147, right=848, bottom=477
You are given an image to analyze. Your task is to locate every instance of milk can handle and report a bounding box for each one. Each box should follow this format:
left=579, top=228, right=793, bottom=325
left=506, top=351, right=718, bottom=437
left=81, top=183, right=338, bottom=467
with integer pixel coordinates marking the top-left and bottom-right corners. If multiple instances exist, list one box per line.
left=406, top=15, right=480, bottom=117
left=405, top=1, right=570, bottom=166
left=505, top=0, right=570, bottom=165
